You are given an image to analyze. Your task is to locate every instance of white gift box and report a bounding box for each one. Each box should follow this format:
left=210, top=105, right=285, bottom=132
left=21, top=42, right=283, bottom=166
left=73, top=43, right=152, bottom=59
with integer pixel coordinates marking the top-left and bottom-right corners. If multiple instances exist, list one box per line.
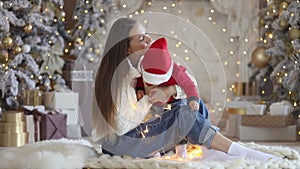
left=43, top=92, right=79, bottom=110
left=67, top=124, right=82, bottom=139
left=26, top=115, right=35, bottom=143
left=25, top=115, right=40, bottom=143
left=225, top=101, right=253, bottom=109
left=239, top=125, right=297, bottom=141
left=60, top=109, right=79, bottom=125
left=270, top=105, right=290, bottom=116
left=222, top=101, right=251, bottom=138
left=246, top=104, right=266, bottom=115
left=224, top=114, right=242, bottom=138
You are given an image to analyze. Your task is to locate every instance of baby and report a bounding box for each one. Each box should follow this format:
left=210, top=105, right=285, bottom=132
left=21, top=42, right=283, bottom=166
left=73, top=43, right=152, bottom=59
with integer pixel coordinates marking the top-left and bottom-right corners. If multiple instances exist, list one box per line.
left=136, top=37, right=200, bottom=158
left=136, top=37, right=199, bottom=111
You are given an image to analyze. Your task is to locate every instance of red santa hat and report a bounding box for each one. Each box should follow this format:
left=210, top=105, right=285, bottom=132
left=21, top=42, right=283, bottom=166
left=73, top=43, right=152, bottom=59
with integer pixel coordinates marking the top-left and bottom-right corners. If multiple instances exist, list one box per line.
left=141, top=37, right=173, bottom=85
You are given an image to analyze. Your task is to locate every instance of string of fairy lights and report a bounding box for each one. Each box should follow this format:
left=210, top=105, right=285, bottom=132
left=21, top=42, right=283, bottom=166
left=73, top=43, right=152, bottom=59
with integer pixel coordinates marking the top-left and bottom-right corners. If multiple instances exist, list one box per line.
left=62, top=0, right=300, bottom=140
left=257, top=0, right=300, bottom=106
left=131, top=1, right=246, bottom=113
left=0, top=1, right=66, bottom=106
left=64, top=0, right=244, bottom=115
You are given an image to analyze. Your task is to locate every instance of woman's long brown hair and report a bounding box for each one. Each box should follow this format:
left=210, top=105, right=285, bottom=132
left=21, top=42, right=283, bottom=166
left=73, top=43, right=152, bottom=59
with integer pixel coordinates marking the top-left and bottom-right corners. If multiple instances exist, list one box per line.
left=92, top=18, right=137, bottom=139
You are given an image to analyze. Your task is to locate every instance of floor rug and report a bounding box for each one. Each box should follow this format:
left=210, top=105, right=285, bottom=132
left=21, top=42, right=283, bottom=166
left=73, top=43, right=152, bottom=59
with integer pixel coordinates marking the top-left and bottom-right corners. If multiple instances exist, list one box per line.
left=0, top=138, right=299, bottom=169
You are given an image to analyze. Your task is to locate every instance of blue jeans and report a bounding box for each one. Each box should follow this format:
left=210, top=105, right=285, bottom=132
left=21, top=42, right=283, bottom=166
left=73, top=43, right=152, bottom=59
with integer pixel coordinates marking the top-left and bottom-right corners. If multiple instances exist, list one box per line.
left=101, top=99, right=218, bottom=158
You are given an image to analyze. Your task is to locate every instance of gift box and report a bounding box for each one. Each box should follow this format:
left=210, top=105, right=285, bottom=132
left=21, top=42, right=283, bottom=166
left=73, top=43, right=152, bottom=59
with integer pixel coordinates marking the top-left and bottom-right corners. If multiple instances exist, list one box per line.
left=239, top=125, right=297, bottom=141
left=23, top=108, right=43, bottom=142
left=222, top=101, right=250, bottom=138
left=225, top=101, right=254, bottom=109
left=0, top=111, right=28, bottom=147
left=224, top=114, right=242, bottom=138
left=42, top=92, right=79, bottom=110
left=67, top=124, right=82, bottom=139
left=246, top=104, right=266, bottom=115
left=40, top=113, right=67, bottom=140
left=0, top=121, right=26, bottom=133
left=270, top=105, right=290, bottom=116
left=1, top=111, right=25, bottom=122
left=25, top=115, right=35, bottom=143
left=63, top=61, right=95, bottom=136
left=23, top=105, right=45, bottom=112
left=241, top=114, right=294, bottom=127
left=23, top=89, right=42, bottom=106
left=60, top=109, right=79, bottom=125
left=269, top=101, right=293, bottom=116
left=0, top=132, right=28, bottom=147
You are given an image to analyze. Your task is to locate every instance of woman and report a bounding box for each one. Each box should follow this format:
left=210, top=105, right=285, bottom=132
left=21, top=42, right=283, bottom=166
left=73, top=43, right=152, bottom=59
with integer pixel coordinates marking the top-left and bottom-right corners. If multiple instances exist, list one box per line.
left=92, top=17, right=278, bottom=161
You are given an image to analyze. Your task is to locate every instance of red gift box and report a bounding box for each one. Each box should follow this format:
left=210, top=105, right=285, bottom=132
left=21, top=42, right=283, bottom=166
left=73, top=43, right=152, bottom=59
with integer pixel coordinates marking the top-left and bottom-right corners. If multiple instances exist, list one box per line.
left=40, top=113, right=67, bottom=140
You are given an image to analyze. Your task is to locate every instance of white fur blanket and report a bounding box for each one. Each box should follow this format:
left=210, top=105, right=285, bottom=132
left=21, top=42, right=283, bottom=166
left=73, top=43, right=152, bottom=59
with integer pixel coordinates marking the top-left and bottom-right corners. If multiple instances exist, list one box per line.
left=0, top=139, right=97, bottom=169
left=0, top=138, right=299, bottom=169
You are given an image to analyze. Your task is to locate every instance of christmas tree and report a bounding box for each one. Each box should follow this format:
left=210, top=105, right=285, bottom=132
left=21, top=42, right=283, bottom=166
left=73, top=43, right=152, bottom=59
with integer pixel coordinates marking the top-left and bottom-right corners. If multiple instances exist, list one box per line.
left=249, top=0, right=300, bottom=107
left=0, top=0, right=68, bottom=110
left=69, top=0, right=120, bottom=63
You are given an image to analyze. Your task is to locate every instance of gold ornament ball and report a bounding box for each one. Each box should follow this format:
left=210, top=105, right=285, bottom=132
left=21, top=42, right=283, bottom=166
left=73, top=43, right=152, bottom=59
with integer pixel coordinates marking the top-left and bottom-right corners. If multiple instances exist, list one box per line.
left=278, top=19, right=288, bottom=29
left=14, top=46, right=22, bottom=54
left=31, top=52, right=40, bottom=59
left=289, top=28, right=300, bottom=40
left=259, top=18, right=266, bottom=26
left=24, top=24, right=33, bottom=33
left=268, top=3, right=276, bottom=11
left=0, top=50, right=9, bottom=63
left=279, top=2, right=288, bottom=12
left=2, top=37, right=13, bottom=48
left=251, top=46, right=271, bottom=68
left=285, top=41, right=294, bottom=55
left=75, top=37, right=82, bottom=43
left=276, top=76, right=283, bottom=84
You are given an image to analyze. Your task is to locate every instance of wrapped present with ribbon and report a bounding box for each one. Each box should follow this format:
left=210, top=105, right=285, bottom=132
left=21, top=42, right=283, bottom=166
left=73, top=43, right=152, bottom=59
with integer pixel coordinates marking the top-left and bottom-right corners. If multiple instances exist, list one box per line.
left=40, top=111, right=67, bottom=141
left=23, top=107, right=44, bottom=142
left=23, top=89, right=42, bottom=106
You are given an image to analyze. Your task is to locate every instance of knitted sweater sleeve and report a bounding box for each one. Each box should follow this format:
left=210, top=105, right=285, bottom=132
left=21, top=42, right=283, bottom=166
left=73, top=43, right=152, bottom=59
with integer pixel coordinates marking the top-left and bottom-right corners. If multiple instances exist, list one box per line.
left=114, top=61, right=152, bottom=135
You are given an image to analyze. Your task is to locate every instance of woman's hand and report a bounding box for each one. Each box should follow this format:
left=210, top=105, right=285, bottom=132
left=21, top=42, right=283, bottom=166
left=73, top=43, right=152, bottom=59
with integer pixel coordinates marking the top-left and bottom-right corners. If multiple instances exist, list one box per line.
left=147, top=85, right=176, bottom=104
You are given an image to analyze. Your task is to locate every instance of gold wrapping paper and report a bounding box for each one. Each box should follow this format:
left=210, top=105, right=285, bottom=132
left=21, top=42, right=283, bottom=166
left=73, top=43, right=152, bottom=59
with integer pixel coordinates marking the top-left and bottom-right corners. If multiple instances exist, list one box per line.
left=234, top=82, right=257, bottom=96
left=23, top=89, right=42, bottom=106
left=0, top=121, right=26, bottom=133
left=0, top=132, right=28, bottom=147
left=226, top=108, right=246, bottom=115
left=2, top=111, right=25, bottom=122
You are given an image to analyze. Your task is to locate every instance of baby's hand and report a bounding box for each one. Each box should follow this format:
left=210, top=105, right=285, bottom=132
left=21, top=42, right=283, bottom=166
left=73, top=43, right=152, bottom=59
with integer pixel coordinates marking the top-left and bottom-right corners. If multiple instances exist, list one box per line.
left=136, top=90, right=145, bottom=100
left=189, top=100, right=199, bottom=111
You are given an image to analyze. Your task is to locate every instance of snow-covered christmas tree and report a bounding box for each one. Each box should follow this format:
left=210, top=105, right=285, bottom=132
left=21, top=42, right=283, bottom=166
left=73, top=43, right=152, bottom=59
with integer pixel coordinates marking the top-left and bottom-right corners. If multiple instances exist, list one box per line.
left=69, top=0, right=120, bottom=63
left=0, top=0, right=68, bottom=110
left=249, top=0, right=300, bottom=107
